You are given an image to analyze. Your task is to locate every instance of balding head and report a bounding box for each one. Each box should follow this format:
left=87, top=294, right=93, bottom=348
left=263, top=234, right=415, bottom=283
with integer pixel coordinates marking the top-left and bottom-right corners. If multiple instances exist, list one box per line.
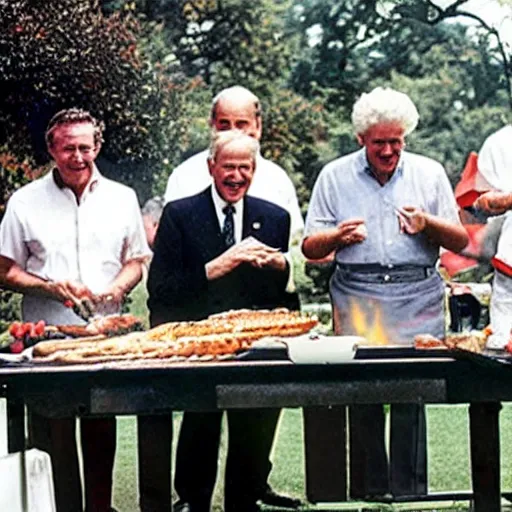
left=210, top=86, right=262, bottom=140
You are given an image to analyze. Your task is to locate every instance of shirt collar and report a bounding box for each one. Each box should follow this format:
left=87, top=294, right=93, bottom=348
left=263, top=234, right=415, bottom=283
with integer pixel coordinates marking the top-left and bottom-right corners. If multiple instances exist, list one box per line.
left=210, top=185, right=245, bottom=243
left=357, top=148, right=405, bottom=182
left=210, top=183, right=244, bottom=213
left=52, top=164, right=102, bottom=197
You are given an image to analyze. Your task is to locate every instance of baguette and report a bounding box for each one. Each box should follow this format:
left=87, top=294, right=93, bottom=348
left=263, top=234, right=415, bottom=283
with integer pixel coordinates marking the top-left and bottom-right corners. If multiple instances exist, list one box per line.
left=33, top=335, right=107, bottom=357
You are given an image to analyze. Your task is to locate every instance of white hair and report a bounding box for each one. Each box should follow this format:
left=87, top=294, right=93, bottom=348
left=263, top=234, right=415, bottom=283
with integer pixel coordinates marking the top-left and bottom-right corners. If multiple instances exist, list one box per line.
left=142, top=196, right=164, bottom=223
left=208, top=130, right=260, bottom=163
left=351, top=87, right=419, bottom=136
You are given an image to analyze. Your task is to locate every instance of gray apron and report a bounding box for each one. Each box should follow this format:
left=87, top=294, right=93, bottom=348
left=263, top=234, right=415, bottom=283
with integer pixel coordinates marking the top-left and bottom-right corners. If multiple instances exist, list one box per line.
left=330, top=264, right=445, bottom=343
left=329, top=263, right=444, bottom=497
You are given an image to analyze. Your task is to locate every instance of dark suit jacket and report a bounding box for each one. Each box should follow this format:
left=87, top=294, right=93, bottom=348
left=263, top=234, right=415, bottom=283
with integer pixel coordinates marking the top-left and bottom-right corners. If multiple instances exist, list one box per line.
left=147, top=187, right=292, bottom=326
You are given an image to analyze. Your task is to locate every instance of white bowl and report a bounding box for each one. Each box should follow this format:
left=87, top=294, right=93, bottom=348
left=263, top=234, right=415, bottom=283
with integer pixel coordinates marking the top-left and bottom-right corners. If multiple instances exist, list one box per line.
left=285, top=334, right=362, bottom=364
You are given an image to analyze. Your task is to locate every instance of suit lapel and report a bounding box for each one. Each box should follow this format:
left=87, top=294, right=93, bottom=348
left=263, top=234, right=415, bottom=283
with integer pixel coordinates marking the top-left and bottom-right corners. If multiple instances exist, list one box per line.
left=195, top=187, right=226, bottom=255
left=243, top=196, right=265, bottom=240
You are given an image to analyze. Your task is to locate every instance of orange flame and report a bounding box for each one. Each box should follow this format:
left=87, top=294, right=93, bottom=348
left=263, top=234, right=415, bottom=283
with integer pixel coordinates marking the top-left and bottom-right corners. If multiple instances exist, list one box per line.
left=349, top=299, right=390, bottom=345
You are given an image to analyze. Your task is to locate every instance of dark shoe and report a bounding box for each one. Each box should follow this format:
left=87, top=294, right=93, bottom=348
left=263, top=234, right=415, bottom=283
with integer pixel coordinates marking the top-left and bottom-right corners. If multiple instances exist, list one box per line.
left=259, top=489, right=302, bottom=509
left=173, top=501, right=192, bottom=512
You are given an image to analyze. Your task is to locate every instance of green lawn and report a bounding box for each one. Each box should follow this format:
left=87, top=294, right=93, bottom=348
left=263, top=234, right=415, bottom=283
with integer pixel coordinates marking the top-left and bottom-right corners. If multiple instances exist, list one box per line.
left=111, top=405, right=512, bottom=512
left=116, top=284, right=512, bottom=511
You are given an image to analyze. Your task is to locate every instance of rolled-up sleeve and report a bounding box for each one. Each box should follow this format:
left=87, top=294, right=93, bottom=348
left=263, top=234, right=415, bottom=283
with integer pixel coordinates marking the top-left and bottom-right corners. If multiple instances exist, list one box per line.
left=304, top=166, right=338, bottom=238
left=0, top=195, right=29, bottom=267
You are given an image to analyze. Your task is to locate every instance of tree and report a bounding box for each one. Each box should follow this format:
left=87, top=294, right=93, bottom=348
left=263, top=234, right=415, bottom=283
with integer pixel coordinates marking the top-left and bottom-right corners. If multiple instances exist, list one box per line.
left=0, top=0, right=190, bottom=326
left=110, top=0, right=296, bottom=86
left=0, top=0, right=184, bottom=206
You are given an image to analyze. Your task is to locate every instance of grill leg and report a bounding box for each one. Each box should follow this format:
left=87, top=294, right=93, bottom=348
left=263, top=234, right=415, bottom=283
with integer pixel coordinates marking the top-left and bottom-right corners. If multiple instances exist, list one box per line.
left=469, top=402, right=501, bottom=512
left=7, top=397, right=25, bottom=453
left=303, top=406, right=347, bottom=502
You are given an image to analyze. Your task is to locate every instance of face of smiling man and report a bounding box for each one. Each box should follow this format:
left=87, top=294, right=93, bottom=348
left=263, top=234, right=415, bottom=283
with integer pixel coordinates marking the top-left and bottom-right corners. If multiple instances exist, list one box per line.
left=47, top=121, right=100, bottom=197
left=208, top=138, right=255, bottom=204
left=357, top=121, right=406, bottom=185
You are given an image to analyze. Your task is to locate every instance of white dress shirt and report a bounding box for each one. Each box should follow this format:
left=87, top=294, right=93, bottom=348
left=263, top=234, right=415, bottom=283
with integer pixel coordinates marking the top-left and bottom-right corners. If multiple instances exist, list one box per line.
left=0, top=166, right=151, bottom=324
left=477, top=125, right=512, bottom=192
left=210, top=185, right=244, bottom=244
left=164, top=149, right=304, bottom=240
left=476, top=125, right=512, bottom=347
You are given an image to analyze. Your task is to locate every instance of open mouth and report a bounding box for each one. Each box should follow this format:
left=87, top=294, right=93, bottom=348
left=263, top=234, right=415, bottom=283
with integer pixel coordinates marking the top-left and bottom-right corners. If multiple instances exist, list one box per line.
left=224, top=180, right=247, bottom=191
left=379, top=157, right=397, bottom=168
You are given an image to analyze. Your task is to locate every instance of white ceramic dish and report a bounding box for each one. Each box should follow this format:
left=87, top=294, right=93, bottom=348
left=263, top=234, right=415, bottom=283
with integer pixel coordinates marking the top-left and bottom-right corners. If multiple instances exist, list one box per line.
left=285, top=334, right=363, bottom=364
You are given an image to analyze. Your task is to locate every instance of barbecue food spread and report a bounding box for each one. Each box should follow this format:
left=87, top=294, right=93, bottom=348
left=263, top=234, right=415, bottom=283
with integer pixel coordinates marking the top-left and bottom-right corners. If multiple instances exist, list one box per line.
left=413, top=334, right=447, bottom=349
left=32, top=308, right=319, bottom=364
left=414, top=330, right=488, bottom=354
left=56, top=314, right=144, bottom=338
left=445, top=331, right=487, bottom=354
left=146, top=308, right=318, bottom=342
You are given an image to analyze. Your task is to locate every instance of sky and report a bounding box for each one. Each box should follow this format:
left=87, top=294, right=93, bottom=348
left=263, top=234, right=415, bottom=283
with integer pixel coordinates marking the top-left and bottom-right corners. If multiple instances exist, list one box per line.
left=442, top=0, right=512, bottom=47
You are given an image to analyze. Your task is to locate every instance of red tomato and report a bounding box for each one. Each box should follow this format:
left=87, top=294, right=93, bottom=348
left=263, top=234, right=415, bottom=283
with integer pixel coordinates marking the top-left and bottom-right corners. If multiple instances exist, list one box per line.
left=9, top=322, right=22, bottom=337
left=21, top=322, right=34, bottom=336
left=34, top=320, right=46, bottom=337
left=10, top=339, right=24, bottom=354
left=29, top=325, right=39, bottom=340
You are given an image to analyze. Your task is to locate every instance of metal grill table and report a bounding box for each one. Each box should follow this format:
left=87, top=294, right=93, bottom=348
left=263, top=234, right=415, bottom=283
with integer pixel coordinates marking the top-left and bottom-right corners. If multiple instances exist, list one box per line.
left=0, top=351, right=510, bottom=512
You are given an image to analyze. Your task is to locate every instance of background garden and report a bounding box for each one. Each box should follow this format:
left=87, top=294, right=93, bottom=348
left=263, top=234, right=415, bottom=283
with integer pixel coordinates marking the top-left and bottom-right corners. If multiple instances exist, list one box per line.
left=2, top=0, right=512, bottom=322
left=2, top=1, right=512, bottom=510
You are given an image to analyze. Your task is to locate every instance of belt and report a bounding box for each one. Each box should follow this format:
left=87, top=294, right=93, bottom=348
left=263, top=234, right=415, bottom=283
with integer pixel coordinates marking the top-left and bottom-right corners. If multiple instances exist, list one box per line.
left=336, top=263, right=436, bottom=284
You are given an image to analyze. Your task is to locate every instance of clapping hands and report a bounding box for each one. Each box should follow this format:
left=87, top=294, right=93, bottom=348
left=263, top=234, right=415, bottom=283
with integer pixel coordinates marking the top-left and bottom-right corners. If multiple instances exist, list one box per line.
left=206, top=236, right=286, bottom=280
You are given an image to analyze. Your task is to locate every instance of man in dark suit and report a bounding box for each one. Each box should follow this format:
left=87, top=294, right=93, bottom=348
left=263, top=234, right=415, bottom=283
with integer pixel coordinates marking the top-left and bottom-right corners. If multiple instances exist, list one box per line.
left=139, top=131, right=295, bottom=512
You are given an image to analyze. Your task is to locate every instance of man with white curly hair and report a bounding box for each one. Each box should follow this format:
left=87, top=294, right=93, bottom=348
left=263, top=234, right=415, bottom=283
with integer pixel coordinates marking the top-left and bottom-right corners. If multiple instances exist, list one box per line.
left=302, top=87, right=467, bottom=500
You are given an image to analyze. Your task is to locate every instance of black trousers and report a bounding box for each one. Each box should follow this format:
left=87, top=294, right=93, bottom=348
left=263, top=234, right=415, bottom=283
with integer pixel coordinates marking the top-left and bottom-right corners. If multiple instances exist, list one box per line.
left=349, top=403, right=427, bottom=498
left=137, top=414, right=173, bottom=512
left=137, top=409, right=280, bottom=512
left=176, top=409, right=280, bottom=512
left=28, top=411, right=116, bottom=512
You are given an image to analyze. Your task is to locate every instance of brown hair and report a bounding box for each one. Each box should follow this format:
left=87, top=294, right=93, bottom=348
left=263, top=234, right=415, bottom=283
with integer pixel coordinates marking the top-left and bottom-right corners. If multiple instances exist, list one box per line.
left=45, top=108, right=105, bottom=147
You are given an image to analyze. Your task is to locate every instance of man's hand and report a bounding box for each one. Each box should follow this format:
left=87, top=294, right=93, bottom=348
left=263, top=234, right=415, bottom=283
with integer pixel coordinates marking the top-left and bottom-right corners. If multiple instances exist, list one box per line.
left=49, top=280, right=97, bottom=319
left=239, top=238, right=286, bottom=271
left=474, top=191, right=512, bottom=215
left=301, top=218, right=366, bottom=260
left=206, top=238, right=286, bottom=280
left=93, top=259, right=144, bottom=315
left=397, top=206, right=427, bottom=234
left=95, top=285, right=125, bottom=316
left=334, top=218, right=367, bottom=247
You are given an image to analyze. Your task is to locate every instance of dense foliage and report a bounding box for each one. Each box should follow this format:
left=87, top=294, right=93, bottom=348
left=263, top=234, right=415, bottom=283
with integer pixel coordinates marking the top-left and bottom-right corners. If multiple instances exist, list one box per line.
left=1, top=0, right=512, bottom=317
left=0, top=0, right=186, bottom=205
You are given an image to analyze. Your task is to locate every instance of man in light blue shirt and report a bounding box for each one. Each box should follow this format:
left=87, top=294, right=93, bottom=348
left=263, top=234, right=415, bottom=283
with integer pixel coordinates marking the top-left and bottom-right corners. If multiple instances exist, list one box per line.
left=302, top=87, right=468, bottom=499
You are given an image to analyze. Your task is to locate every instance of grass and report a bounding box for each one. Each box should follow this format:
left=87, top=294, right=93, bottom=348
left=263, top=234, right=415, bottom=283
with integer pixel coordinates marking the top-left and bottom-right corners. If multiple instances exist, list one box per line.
left=110, top=406, right=512, bottom=512
left=112, top=284, right=512, bottom=511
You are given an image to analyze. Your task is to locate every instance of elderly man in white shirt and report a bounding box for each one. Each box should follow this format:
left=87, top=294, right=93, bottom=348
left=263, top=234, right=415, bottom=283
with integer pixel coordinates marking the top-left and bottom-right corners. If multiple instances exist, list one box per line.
left=164, top=85, right=304, bottom=243
left=0, top=108, right=151, bottom=512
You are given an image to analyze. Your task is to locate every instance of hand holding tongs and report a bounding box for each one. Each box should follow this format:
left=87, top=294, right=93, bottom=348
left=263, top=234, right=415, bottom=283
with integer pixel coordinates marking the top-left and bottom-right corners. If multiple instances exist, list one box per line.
left=64, top=296, right=97, bottom=321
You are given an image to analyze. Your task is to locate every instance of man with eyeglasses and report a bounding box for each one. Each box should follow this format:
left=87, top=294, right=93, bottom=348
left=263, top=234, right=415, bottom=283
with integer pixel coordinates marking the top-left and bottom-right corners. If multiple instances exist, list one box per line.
left=302, top=87, right=468, bottom=501
left=0, top=108, right=151, bottom=511
left=144, top=130, right=293, bottom=512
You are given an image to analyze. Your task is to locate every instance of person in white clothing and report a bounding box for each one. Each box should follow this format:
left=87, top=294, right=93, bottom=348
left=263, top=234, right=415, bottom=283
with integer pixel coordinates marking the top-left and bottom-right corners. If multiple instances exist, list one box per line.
left=0, top=108, right=151, bottom=512
left=473, top=124, right=512, bottom=348
left=164, top=86, right=304, bottom=242
left=143, top=87, right=303, bottom=512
